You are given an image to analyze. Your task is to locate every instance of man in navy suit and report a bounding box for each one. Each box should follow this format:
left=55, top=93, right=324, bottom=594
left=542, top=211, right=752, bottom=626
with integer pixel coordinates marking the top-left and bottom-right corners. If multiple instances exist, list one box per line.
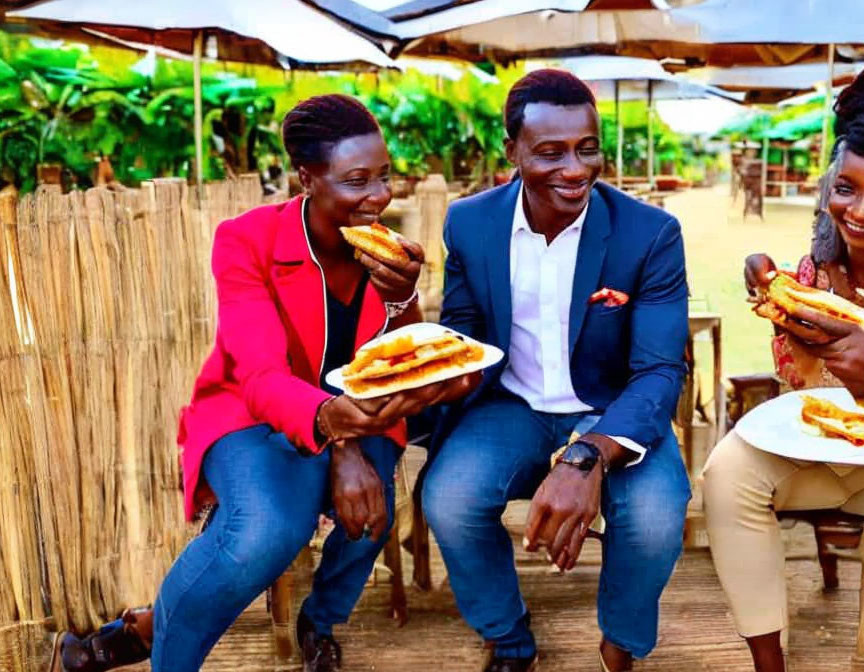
left=421, top=70, right=691, bottom=672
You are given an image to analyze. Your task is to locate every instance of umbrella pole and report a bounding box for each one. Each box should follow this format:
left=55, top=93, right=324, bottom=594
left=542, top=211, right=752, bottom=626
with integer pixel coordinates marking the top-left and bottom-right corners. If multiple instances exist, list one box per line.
left=615, top=80, right=622, bottom=190
left=761, top=137, right=768, bottom=199
left=193, top=30, right=204, bottom=193
left=647, top=80, right=654, bottom=190
left=821, top=43, right=836, bottom=172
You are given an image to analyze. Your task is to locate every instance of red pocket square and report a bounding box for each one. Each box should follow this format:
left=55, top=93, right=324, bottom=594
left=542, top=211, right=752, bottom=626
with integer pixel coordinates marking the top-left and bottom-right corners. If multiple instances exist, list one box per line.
left=589, top=288, right=629, bottom=307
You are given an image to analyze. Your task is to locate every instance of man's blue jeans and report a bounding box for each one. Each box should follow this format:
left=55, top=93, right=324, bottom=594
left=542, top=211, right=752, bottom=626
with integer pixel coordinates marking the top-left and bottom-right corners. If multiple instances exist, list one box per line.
left=422, top=392, right=691, bottom=659
left=150, top=425, right=399, bottom=671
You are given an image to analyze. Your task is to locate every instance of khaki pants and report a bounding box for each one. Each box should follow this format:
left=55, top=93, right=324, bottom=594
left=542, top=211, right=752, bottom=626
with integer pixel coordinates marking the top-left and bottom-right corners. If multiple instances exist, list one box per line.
left=702, top=431, right=864, bottom=639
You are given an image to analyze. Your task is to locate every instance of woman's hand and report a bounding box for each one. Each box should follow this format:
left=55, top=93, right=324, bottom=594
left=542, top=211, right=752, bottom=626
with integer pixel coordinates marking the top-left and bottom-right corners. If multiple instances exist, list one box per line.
left=744, top=253, right=777, bottom=297
left=356, top=237, right=424, bottom=304
left=790, top=305, right=864, bottom=398
left=317, top=373, right=482, bottom=441
left=330, top=439, right=388, bottom=541
left=355, top=371, right=482, bottom=419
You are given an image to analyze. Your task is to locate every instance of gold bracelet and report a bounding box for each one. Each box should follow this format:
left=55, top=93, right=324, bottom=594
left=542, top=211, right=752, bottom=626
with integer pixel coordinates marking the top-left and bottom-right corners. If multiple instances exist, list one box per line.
left=316, top=397, right=338, bottom=444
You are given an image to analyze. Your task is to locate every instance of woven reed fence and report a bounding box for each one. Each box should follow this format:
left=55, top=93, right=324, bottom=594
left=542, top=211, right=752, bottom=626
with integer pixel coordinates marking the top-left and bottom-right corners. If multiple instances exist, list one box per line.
left=0, top=175, right=273, bottom=670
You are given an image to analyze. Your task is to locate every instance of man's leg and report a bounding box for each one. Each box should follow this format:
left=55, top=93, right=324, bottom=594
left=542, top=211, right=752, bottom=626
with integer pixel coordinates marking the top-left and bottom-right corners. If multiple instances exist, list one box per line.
left=422, top=394, right=554, bottom=658
left=301, top=436, right=401, bottom=632
left=596, top=426, right=690, bottom=661
left=703, top=431, right=850, bottom=672
left=151, top=425, right=326, bottom=672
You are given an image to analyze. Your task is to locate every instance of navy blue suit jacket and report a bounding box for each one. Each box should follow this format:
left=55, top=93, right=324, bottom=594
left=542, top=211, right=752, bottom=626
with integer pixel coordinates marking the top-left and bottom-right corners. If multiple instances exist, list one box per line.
left=431, top=178, right=689, bottom=453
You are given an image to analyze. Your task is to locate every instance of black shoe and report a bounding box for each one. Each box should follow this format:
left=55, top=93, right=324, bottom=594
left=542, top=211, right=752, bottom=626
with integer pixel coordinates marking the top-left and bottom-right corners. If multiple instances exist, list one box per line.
left=297, top=611, right=342, bottom=672
left=483, top=653, right=538, bottom=672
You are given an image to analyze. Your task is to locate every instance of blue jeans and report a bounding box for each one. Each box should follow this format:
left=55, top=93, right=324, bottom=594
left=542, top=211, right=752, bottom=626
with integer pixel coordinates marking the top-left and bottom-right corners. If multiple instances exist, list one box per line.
left=422, top=392, right=690, bottom=659
left=150, top=425, right=399, bottom=672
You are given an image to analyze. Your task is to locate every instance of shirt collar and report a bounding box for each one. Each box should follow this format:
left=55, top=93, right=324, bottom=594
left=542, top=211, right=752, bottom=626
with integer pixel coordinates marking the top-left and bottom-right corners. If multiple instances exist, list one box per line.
left=512, top=187, right=589, bottom=238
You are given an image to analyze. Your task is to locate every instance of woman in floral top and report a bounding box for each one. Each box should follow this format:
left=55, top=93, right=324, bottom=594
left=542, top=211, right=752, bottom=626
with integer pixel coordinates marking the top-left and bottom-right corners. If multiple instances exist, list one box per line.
left=703, top=72, right=864, bottom=672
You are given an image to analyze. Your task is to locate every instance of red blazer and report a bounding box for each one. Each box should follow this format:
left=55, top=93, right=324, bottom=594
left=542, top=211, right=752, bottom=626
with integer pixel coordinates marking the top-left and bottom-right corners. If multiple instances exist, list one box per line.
left=177, top=195, right=406, bottom=521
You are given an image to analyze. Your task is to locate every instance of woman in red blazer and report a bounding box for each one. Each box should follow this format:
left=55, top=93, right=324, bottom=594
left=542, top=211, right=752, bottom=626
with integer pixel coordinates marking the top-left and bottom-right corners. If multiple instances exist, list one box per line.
left=137, top=95, right=474, bottom=672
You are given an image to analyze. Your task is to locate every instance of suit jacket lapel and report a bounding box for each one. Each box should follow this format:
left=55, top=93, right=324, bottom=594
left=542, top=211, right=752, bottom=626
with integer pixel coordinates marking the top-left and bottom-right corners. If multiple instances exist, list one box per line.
left=568, top=190, right=611, bottom=356
left=484, top=179, right=521, bottom=353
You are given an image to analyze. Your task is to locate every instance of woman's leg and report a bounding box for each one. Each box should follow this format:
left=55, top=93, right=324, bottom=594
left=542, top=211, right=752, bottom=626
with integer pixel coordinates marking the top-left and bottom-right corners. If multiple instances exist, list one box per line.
left=702, top=431, right=848, bottom=671
left=150, top=425, right=327, bottom=672
left=300, top=436, right=401, bottom=633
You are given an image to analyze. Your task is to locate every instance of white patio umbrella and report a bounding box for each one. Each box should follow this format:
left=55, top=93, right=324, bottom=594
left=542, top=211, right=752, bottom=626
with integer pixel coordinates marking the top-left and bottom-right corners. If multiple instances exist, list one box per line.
left=8, top=0, right=395, bottom=189
left=557, top=55, right=741, bottom=188
left=306, top=0, right=846, bottom=68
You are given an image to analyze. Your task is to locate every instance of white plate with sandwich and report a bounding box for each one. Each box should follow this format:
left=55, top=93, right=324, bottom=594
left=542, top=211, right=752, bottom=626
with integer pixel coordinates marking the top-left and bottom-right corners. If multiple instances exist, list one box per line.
left=325, top=322, right=503, bottom=400
left=735, top=387, right=864, bottom=465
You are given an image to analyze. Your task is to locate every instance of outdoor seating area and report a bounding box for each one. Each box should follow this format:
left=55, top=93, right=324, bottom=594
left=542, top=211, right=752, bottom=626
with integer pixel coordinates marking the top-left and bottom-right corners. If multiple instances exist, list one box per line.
left=4, top=2, right=864, bottom=672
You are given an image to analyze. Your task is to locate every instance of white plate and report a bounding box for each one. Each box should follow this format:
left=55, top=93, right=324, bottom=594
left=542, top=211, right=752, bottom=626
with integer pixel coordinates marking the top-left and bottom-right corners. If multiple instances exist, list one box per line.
left=736, top=387, right=864, bottom=465
left=324, top=322, right=504, bottom=400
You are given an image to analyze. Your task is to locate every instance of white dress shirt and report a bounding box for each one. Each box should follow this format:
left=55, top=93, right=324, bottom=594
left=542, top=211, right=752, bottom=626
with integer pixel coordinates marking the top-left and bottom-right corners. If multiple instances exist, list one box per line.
left=500, top=188, right=646, bottom=464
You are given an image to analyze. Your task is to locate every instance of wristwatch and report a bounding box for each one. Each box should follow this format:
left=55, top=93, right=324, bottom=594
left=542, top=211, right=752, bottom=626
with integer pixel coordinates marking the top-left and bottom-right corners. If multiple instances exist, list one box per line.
left=556, top=440, right=607, bottom=476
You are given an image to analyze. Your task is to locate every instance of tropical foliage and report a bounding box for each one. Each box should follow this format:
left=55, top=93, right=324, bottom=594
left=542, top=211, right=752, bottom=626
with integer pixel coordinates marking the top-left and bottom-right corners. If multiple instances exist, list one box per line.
left=0, top=33, right=733, bottom=192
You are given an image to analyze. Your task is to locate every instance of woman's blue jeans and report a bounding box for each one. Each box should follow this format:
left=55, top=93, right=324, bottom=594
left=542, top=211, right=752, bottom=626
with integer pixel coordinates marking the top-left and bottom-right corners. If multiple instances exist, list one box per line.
left=150, top=425, right=398, bottom=671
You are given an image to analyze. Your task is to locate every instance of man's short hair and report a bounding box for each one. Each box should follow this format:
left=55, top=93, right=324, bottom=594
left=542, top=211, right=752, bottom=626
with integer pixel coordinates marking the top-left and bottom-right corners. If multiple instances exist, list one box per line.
left=504, top=69, right=596, bottom=140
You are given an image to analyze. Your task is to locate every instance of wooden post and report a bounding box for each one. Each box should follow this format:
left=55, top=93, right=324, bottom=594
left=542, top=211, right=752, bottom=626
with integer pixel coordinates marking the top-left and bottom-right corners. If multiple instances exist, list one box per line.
left=193, top=30, right=204, bottom=194
left=647, top=80, right=655, bottom=190
left=782, top=145, right=789, bottom=198
left=414, top=174, right=449, bottom=322
left=615, top=80, right=623, bottom=190
left=761, top=136, right=769, bottom=199
left=822, top=43, right=836, bottom=172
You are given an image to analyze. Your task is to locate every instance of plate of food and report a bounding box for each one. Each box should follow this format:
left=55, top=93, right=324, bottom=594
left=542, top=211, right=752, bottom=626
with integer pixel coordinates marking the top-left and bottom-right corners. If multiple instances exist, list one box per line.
left=735, top=387, right=864, bottom=465
left=325, top=322, right=504, bottom=399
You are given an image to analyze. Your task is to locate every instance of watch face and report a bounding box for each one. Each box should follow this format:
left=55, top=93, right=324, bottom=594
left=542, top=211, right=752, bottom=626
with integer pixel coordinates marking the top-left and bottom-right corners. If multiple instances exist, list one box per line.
left=576, top=455, right=598, bottom=472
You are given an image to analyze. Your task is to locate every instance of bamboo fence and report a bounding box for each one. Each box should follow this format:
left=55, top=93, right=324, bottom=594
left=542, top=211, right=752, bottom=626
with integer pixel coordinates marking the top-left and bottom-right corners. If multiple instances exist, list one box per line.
left=0, top=173, right=447, bottom=671
left=0, top=175, right=271, bottom=670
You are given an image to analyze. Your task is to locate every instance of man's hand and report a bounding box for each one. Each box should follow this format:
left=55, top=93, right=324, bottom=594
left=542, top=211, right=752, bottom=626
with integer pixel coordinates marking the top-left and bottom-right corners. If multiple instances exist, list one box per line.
left=356, top=371, right=482, bottom=419
left=330, top=439, right=388, bottom=542
left=356, top=237, right=424, bottom=304
left=789, top=305, right=864, bottom=398
left=524, top=462, right=602, bottom=571
left=318, top=372, right=482, bottom=442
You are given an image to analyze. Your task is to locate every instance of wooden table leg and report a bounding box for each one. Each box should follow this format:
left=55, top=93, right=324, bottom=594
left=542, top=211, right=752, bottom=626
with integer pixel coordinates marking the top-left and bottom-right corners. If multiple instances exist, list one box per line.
left=712, top=322, right=724, bottom=444
left=854, top=547, right=864, bottom=663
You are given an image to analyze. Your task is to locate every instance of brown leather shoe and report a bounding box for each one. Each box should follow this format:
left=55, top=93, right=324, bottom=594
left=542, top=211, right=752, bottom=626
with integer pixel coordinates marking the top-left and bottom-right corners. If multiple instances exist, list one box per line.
left=52, top=607, right=152, bottom=672
left=297, top=611, right=342, bottom=672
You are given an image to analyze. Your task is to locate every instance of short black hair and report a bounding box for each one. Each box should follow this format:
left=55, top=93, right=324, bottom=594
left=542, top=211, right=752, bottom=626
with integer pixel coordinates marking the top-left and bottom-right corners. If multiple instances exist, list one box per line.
left=281, top=94, right=380, bottom=168
left=504, top=69, right=596, bottom=140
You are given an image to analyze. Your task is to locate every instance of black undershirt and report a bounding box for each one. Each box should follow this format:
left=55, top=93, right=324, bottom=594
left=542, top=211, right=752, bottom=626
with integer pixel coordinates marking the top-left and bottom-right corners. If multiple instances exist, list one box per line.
left=319, top=275, right=368, bottom=395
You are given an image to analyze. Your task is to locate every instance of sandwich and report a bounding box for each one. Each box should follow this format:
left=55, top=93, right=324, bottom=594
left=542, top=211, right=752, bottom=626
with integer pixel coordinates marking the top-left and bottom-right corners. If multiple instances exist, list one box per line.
left=753, top=272, right=864, bottom=331
left=339, top=222, right=410, bottom=265
left=341, top=329, right=484, bottom=397
left=800, top=394, right=864, bottom=446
